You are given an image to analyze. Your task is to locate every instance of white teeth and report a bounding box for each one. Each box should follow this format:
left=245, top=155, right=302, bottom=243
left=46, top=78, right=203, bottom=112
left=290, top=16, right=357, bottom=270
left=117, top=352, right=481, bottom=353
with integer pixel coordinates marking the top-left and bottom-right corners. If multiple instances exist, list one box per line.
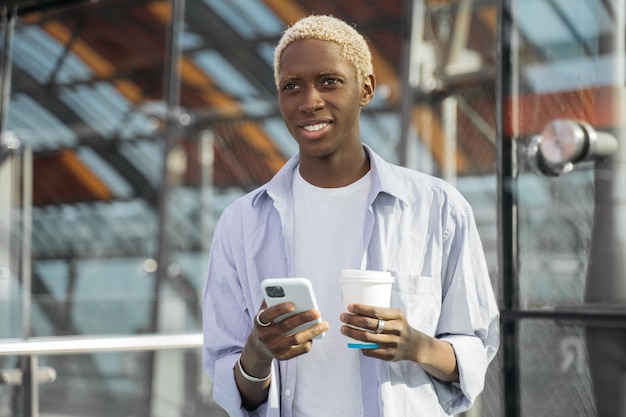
left=303, top=123, right=327, bottom=132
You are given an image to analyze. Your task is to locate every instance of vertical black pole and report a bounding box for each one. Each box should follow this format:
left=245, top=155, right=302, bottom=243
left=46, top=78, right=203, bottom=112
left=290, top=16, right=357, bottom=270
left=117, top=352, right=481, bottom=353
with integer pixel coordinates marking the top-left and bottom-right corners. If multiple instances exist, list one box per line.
left=146, top=0, right=186, bottom=415
left=496, top=2, right=521, bottom=417
left=0, top=6, right=15, bottom=139
left=398, top=0, right=416, bottom=167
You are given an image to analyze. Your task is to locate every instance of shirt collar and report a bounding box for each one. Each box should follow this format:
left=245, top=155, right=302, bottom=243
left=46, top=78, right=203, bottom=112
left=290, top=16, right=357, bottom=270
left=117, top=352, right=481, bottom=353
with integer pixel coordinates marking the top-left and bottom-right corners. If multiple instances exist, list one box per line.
left=363, top=144, right=410, bottom=206
left=251, top=144, right=410, bottom=207
left=251, top=152, right=299, bottom=207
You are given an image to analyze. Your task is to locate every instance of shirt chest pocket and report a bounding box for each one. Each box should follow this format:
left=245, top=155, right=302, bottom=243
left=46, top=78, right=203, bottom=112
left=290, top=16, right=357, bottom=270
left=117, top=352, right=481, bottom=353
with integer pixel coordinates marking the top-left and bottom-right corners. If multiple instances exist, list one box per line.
left=389, top=271, right=440, bottom=336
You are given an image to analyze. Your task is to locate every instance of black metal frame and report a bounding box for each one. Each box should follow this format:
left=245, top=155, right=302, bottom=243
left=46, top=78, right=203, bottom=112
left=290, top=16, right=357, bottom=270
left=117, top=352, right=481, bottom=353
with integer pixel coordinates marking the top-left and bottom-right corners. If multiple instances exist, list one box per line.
left=496, top=2, right=520, bottom=416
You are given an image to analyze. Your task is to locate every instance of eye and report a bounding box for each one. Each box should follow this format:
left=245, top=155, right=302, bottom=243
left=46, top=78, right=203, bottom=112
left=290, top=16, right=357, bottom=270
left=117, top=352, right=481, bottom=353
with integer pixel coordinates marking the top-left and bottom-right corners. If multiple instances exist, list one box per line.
left=281, top=82, right=298, bottom=92
left=322, top=78, right=341, bottom=86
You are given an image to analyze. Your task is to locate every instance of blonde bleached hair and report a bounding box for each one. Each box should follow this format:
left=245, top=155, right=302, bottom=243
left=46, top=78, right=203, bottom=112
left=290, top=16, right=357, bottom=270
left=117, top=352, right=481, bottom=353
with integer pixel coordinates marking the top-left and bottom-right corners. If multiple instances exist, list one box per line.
left=273, top=15, right=374, bottom=88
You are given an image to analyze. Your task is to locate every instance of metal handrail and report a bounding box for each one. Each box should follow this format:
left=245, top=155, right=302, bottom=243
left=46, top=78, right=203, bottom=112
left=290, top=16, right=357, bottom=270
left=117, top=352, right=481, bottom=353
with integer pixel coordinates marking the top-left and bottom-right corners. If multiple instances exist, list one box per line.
left=0, top=332, right=202, bottom=356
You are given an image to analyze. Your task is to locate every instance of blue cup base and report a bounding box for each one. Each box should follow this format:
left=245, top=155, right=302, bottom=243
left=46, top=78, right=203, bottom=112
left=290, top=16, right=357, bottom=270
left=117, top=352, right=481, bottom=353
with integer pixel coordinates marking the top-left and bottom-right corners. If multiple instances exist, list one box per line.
left=347, top=343, right=379, bottom=349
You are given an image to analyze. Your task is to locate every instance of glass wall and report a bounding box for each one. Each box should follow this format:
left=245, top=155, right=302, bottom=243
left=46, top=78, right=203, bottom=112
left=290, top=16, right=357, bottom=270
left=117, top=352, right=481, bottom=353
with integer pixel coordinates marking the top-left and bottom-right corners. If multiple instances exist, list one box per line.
left=0, top=346, right=221, bottom=417
left=500, top=1, right=626, bottom=416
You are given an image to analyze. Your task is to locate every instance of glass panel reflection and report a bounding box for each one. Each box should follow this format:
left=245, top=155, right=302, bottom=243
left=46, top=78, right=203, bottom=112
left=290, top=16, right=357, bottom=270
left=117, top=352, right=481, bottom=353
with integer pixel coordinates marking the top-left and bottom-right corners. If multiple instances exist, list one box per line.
left=0, top=349, right=227, bottom=417
left=516, top=169, right=594, bottom=308
left=519, top=321, right=596, bottom=417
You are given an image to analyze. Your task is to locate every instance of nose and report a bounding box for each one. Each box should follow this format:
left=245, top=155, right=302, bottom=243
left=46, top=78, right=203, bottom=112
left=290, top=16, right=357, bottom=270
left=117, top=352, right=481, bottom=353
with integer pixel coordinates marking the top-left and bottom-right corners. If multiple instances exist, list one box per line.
left=299, top=87, right=324, bottom=113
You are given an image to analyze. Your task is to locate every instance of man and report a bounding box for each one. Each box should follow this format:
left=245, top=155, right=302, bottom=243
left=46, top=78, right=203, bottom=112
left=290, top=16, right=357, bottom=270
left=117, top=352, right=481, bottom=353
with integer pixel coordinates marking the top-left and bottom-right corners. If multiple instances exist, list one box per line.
left=203, top=14, right=499, bottom=417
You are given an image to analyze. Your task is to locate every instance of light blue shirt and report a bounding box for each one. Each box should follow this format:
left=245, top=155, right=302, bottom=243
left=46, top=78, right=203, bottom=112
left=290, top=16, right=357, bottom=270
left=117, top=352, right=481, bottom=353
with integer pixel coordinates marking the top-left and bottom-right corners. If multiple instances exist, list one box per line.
left=203, top=145, right=500, bottom=417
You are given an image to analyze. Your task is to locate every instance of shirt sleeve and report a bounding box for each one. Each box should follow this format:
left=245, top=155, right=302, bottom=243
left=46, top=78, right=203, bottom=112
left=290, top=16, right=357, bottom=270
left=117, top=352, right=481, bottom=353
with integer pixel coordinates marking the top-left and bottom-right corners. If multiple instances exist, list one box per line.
left=434, top=204, right=500, bottom=415
left=202, top=211, right=271, bottom=417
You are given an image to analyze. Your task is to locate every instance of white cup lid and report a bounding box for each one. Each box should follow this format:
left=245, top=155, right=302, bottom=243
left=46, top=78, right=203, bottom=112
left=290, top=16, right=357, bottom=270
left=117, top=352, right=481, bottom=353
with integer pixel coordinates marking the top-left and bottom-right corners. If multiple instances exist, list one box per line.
left=339, top=269, right=394, bottom=283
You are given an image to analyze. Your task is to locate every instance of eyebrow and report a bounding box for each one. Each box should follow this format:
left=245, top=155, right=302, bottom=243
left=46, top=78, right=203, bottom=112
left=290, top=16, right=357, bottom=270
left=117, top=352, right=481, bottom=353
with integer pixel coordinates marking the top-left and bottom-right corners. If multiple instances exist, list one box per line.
left=319, top=70, right=344, bottom=77
left=278, top=69, right=347, bottom=87
left=281, top=70, right=343, bottom=80
left=279, top=75, right=299, bottom=83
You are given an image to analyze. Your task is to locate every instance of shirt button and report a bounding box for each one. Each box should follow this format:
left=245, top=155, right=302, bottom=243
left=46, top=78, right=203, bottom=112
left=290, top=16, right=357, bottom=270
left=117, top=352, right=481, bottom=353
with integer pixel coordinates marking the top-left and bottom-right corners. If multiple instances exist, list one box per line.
left=285, top=389, right=292, bottom=397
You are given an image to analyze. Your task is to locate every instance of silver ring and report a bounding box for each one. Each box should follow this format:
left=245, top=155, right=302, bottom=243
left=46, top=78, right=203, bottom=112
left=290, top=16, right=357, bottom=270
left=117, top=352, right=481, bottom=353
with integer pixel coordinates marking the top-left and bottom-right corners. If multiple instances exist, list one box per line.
left=375, top=319, right=385, bottom=334
left=256, top=309, right=272, bottom=327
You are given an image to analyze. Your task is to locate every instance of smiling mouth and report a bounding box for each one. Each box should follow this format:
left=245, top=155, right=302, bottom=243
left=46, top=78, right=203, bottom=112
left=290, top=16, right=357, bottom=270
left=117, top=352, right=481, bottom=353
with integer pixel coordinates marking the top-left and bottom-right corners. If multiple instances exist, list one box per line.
left=302, top=122, right=330, bottom=132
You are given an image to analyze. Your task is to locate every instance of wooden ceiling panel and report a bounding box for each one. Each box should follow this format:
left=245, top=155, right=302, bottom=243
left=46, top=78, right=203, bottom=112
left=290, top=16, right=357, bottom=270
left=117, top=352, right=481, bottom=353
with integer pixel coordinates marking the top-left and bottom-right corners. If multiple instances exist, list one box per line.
left=33, top=150, right=113, bottom=206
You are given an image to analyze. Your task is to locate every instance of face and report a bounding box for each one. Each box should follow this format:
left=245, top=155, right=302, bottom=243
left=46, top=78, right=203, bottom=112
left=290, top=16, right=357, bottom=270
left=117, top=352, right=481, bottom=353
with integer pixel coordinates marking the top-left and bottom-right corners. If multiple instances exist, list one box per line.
left=277, top=39, right=375, bottom=162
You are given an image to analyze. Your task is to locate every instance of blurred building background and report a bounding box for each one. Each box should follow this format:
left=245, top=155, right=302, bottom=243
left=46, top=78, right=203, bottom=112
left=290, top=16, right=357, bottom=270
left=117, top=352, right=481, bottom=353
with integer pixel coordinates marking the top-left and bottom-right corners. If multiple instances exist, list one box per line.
left=0, top=0, right=624, bottom=416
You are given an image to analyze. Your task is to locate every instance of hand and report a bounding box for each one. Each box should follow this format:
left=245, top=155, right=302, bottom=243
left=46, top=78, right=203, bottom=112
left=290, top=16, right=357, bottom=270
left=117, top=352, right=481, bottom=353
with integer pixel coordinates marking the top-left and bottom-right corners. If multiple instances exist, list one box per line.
left=339, top=303, right=423, bottom=362
left=235, top=302, right=329, bottom=410
left=251, top=301, right=329, bottom=362
left=234, top=302, right=328, bottom=410
left=339, top=303, right=459, bottom=382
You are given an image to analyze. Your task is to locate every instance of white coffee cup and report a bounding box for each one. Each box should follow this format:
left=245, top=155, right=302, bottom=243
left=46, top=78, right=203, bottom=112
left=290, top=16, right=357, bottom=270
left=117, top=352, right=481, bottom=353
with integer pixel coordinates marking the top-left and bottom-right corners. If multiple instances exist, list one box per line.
left=339, top=269, right=395, bottom=349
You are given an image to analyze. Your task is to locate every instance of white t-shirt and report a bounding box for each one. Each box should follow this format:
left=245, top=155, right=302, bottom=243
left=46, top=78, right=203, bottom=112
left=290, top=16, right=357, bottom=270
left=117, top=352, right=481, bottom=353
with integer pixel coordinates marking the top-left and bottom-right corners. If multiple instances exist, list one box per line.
left=292, top=167, right=372, bottom=417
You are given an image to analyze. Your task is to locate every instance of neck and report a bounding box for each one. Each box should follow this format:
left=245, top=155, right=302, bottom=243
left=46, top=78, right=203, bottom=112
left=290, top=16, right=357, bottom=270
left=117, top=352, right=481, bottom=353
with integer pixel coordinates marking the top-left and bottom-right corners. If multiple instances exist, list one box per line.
left=298, top=146, right=370, bottom=188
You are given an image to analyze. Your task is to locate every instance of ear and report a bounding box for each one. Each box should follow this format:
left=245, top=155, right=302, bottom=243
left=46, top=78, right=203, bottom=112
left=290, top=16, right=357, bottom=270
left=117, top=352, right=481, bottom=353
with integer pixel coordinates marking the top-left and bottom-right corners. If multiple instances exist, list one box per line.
left=360, top=74, right=376, bottom=106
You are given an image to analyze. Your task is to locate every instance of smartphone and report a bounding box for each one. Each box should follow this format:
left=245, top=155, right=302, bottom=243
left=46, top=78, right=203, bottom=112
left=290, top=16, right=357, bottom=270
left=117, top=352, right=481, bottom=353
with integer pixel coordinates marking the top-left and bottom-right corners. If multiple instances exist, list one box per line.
left=261, top=277, right=325, bottom=339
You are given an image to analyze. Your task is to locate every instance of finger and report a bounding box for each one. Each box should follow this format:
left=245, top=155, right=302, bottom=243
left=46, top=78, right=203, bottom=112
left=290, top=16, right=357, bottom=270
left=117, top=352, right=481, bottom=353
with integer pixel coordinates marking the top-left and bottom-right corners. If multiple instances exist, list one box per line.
left=263, top=316, right=327, bottom=349
left=256, top=309, right=272, bottom=327
left=273, top=309, right=322, bottom=333
left=340, top=324, right=388, bottom=346
left=255, top=304, right=295, bottom=345
left=272, top=340, right=315, bottom=361
left=340, top=325, right=398, bottom=350
left=266, top=322, right=327, bottom=359
left=290, top=320, right=328, bottom=343
left=262, top=302, right=296, bottom=323
left=340, top=313, right=385, bottom=334
left=256, top=303, right=288, bottom=331
left=348, top=304, right=393, bottom=320
left=361, top=346, right=397, bottom=362
left=347, top=303, right=400, bottom=320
